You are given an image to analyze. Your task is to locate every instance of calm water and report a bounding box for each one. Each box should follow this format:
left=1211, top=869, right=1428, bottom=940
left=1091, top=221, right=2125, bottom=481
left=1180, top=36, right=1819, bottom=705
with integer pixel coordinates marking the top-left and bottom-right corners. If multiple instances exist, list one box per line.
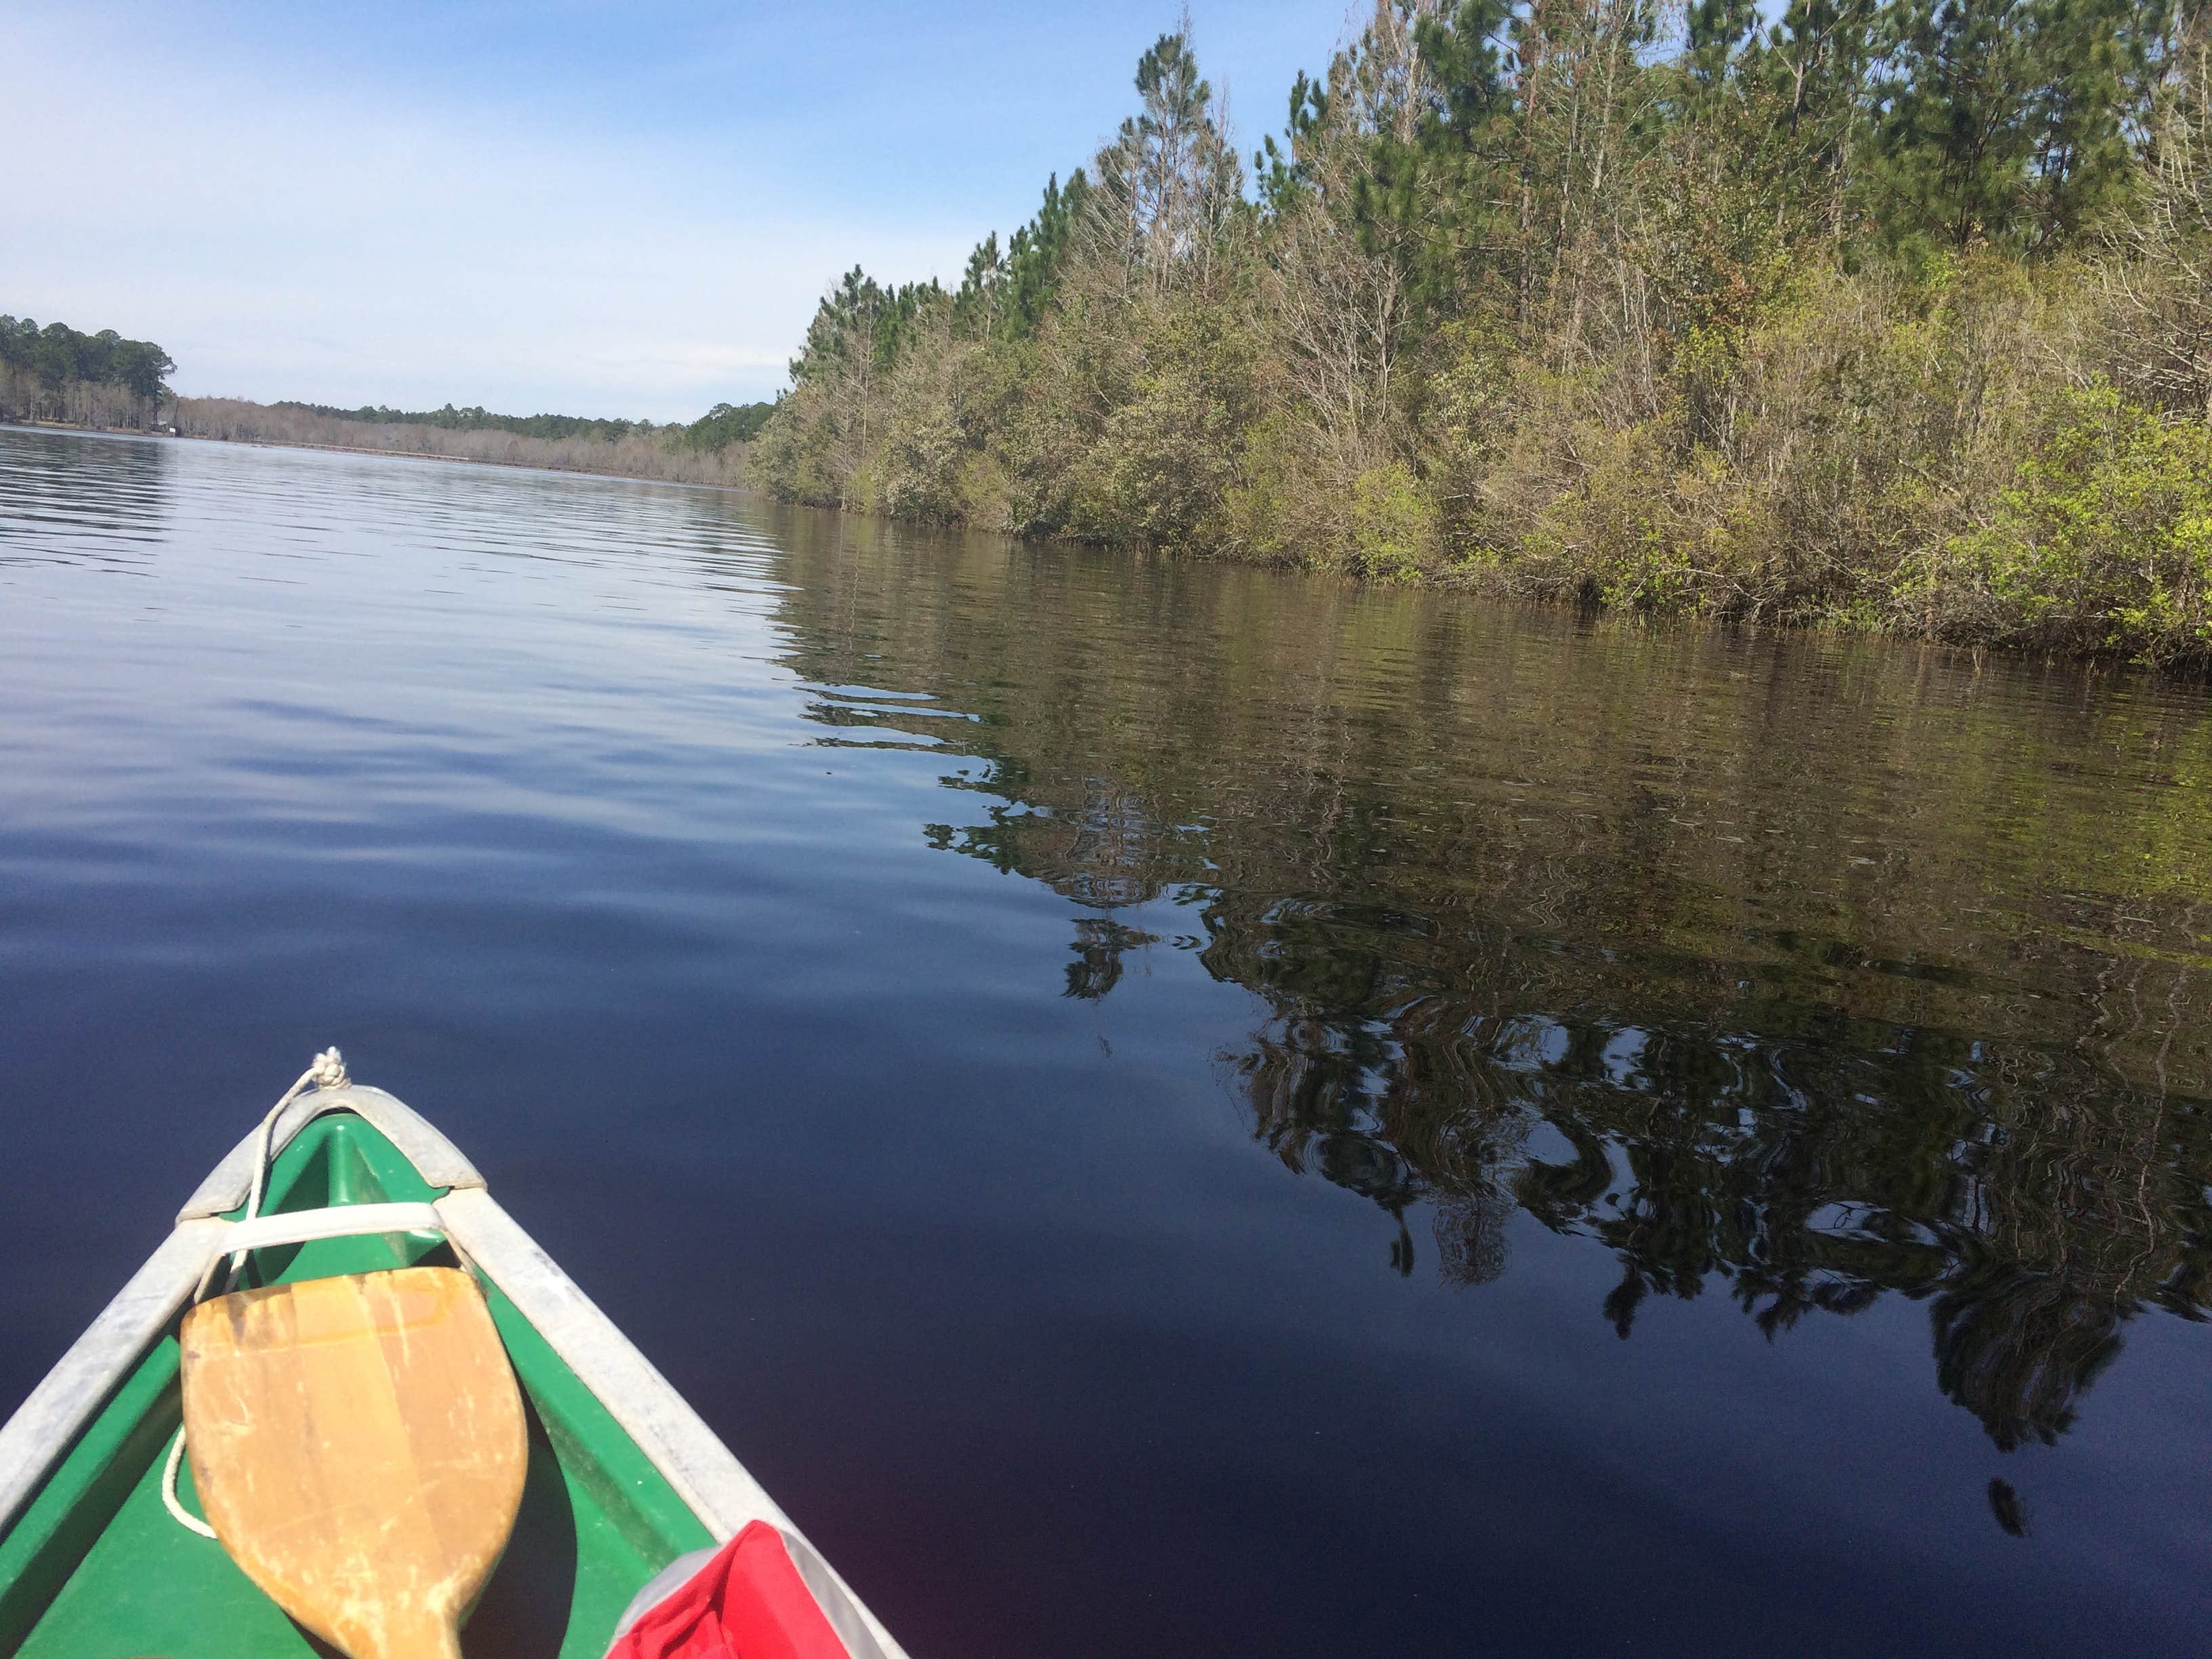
left=4, top=427, right=2210, bottom=1656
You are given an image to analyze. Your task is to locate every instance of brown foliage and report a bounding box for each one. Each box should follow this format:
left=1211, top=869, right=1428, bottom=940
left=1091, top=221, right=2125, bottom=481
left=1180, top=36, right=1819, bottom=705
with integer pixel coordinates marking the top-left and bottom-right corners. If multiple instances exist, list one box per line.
left=171, top=399, right=747, bottom=487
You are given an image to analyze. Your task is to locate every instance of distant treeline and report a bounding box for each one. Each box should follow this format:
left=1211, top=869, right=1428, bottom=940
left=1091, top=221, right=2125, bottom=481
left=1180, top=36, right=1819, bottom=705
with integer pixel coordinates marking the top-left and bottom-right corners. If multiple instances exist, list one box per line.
left=276, top=401, right=646, bottom=444
left=175, top=398, right=751, bottom=487
left=274, top=398, right=777, bottom=451
left=0, top=314, right=175, bottom=430
left=754, top=3, right=2212, bottom=666
left=679, top=400, right=778, bottom=448
left=1, top=308, right=773, bottom=487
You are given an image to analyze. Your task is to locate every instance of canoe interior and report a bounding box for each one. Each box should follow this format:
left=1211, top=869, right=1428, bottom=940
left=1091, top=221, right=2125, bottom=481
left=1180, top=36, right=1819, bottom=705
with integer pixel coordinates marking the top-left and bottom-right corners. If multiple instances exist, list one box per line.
left=0, top=1111, right=717, bottom=1658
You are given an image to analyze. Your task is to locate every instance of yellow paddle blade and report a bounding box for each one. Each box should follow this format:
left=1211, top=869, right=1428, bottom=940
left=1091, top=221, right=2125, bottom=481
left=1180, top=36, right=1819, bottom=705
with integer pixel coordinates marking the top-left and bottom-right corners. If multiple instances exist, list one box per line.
left=180, top=1266, right=528, bottom=1659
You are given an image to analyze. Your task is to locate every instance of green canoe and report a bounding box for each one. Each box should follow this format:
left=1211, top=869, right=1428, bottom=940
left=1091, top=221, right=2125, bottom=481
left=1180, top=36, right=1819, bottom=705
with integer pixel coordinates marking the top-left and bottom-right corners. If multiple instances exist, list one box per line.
left=0, top=1067, right=907, bottom=1658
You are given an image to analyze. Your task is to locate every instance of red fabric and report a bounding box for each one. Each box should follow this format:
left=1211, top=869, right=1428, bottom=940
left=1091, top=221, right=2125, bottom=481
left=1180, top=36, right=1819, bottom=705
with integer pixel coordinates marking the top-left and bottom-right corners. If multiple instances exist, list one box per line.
left=607, top=1521, right=848, bottom=1659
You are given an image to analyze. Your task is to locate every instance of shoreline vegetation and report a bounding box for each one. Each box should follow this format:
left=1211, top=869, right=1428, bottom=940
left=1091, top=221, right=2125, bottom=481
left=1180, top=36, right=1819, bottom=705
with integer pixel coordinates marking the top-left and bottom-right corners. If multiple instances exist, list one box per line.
left=13, top=0, right=2212, bottom=668
left=168, top=398, right=759, bottom=488
left=750, top=2, right=2212, bottom=670
left=1, top=316, right=175, bottom=433
left=3, top=421, right=750, bottom=488
left=1, top=314, right=768, bottom=490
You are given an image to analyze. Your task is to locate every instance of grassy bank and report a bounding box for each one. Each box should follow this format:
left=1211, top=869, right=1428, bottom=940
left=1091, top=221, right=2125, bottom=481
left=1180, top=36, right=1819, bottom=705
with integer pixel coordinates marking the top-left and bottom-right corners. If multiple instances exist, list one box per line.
left=752, top=5, right=2212, bottom=670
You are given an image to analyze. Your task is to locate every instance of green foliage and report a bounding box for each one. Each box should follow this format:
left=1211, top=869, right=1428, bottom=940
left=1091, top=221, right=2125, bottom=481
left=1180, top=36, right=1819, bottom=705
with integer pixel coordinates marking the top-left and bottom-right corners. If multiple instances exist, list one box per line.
left=1868, top=0, right=2160, bottom=253
left=276, top=401, right=646, bottom=442
left=678, top=400, right=777, bottom=449
left=1938, top=383, right=2212, bottom=659
left=0, top=314, right=174, bottom=399
left=1004, top=173, right=1093, bottom=339
left=746, top=391, right=847, bottom=507
left=272, top=396, right=776, bottom=458
left=949, top=172, right=1099, bottom=344
left=952, top=232, right=1008, bottom=340
left=1349, top=461, right=1439, bottom=579
left=1062, top=295, right=1257, bottom=552
left=1869, top=0, right=2044, bottom=249
left=749, top=0, right=2212, bottom=668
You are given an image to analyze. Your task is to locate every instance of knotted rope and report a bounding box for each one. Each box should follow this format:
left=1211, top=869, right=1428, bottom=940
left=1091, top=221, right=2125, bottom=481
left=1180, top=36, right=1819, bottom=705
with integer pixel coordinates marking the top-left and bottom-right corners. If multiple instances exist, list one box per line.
left=164, top=1047, right=350, bottom=1539
left=207, top=1047, right=350, bottom=1302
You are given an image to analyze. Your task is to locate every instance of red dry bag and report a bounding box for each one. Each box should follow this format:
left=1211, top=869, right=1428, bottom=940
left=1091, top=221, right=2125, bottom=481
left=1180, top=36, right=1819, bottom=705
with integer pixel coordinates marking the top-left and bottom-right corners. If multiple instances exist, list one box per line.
left=605, top=1521, right=848, bottom=1659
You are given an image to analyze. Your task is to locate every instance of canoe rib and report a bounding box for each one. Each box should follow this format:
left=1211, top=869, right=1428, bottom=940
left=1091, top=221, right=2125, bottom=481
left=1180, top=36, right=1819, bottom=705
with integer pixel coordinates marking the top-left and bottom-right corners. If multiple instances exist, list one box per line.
left=0, top=1084, right=907, bottom=1659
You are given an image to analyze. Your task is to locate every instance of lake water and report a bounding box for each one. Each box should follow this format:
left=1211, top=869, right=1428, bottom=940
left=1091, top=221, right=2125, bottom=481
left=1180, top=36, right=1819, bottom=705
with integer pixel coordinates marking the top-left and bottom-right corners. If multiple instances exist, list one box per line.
left=3, top=426, right=2209, bottom=1656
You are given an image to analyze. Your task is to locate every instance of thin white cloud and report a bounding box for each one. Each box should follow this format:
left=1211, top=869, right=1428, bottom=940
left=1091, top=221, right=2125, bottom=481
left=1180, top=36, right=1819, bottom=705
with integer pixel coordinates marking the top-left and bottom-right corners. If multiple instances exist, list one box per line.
left=4, top=5, right=966, bottom=418
left=5, top=0, right=1354, bottom=419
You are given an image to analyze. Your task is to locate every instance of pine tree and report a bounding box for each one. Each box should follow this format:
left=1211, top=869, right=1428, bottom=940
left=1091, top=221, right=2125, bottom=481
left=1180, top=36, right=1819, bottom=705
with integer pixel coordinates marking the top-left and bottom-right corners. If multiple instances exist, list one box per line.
left=2020, top=0, right=2158, bottom=243
left=953, top=232, right=1008, bottom=338
left=1871, top=0, right=2042, bottom=248
left=1005, top=172, right=1091, bottom=338
left=1090, top=30, right=1244, bottom=289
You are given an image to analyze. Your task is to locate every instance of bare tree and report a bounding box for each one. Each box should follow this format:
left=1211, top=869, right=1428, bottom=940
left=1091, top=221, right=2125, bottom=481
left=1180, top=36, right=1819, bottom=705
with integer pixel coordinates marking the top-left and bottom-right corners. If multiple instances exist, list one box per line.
left=2104, top=38, right=2212, bottom=417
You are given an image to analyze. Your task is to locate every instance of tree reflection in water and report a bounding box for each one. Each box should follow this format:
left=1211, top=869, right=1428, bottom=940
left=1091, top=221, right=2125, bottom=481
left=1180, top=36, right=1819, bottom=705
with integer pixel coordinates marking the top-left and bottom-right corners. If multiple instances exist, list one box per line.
left=1222, top=987, right=2205, bottom=1450
left=760, top=508, right=2212, bottom=1456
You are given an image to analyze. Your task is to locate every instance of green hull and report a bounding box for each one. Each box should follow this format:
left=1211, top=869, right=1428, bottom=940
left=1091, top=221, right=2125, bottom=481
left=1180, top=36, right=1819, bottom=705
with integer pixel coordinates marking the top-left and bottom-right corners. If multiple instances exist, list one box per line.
left=0, top=1099, right=893, bottom=1658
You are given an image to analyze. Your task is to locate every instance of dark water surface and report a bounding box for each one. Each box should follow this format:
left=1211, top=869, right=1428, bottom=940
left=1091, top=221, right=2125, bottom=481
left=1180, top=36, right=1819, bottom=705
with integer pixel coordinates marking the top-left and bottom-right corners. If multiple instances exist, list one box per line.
left=4, top=428, right=2210, bottom=1656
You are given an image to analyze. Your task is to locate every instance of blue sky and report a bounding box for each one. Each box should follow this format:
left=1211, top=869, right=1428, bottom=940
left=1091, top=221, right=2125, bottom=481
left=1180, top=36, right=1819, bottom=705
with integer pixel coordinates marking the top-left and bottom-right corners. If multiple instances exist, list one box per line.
left=7, top=0, right=1359, bottom=420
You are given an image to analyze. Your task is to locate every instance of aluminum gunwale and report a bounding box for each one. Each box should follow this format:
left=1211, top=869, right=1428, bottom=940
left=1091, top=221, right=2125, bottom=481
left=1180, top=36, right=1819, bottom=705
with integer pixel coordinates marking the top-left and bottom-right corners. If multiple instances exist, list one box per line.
left=178, top=1084, right=485, bottom=1220
left=0, top=1218, right=224, bottom=1544
left=0, top=1082, right=907, bottom=1659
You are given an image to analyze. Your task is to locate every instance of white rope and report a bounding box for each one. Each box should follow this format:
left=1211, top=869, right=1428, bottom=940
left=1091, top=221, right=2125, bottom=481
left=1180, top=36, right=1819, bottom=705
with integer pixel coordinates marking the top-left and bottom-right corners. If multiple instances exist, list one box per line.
left=165, top=1046, right=350, bottom=1539
left=198, top=1047, right=349, bottom=1303
left=160, top=1426, right=217, bottom=1538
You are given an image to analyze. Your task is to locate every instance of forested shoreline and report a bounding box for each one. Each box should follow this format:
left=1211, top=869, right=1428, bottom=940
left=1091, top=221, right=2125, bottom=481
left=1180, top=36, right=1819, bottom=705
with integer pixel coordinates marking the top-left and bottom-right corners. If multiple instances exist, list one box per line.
left=753, top=1, right=2212, bottom=667
left=171, top=398, right=756, bottom=487
left=3, top=309, right=771, bottom=489
left=1, top=316, right=176, bottom=432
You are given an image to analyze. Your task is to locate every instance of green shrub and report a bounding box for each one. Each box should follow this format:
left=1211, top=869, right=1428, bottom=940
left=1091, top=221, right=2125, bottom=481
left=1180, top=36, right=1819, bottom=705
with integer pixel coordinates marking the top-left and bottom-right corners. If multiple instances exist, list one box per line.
left=1936, top=385, right=2212, bottom=663
left=1348, top=462, right=1439, bottom=581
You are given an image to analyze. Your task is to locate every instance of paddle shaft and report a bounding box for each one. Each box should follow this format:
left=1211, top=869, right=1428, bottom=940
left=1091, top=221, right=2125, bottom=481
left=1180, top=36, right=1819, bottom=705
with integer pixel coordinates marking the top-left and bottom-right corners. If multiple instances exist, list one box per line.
left=354, top=1612, right=464, bottom=1659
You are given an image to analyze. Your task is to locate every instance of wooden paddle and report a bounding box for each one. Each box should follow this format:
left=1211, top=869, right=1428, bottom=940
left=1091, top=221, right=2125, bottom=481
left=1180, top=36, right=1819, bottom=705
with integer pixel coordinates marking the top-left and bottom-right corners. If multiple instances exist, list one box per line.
left=180, top=1266, right=528, bottom=1659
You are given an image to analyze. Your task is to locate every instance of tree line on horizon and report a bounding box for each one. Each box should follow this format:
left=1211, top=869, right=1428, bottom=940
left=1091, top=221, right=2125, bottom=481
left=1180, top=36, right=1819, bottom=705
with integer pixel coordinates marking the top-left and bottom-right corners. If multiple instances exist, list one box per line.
left=752, top=0, right=2212, bottom=665
left=167, top=397, right=755, bottom=487
left=1, top=304, right=776, bottom=486
left=272, top=398, right=778, bottom=451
